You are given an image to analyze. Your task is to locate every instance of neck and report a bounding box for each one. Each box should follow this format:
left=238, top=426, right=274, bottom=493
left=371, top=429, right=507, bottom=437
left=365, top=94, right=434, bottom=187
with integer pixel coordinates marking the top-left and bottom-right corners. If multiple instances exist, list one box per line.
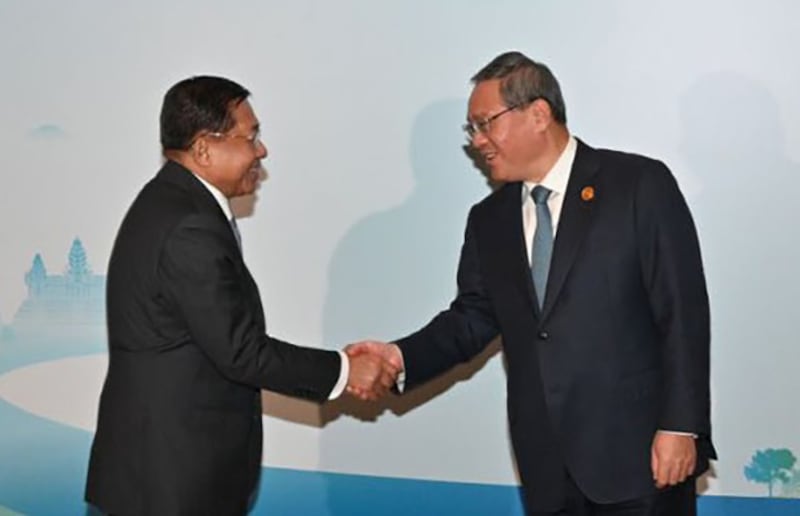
left=163, top=151, right=229, bottom=198
left=164, top=150, right=196, bottom=174
left=525, top=125, right=570, bottom=183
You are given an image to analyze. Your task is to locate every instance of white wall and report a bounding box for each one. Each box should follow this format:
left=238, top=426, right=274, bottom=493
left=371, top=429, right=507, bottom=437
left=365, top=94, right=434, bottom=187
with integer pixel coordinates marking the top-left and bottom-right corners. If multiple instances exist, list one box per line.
left=1, top=0, right=798, bottom=501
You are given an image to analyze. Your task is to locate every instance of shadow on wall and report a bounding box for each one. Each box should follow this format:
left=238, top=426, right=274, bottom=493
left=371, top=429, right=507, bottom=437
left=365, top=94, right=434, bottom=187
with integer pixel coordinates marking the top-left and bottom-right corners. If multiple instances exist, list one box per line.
left=316, top=98, right=517, bottom=515
left=319, top=97, right=498, bottom=423
left=259, top=98, right=497, bottom=428
left=257, top=98, right=515, bottom=515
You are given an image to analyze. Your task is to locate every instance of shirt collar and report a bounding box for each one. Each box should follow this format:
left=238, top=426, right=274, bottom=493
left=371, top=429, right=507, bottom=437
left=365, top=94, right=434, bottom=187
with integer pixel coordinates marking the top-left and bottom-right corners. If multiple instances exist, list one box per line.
left=191, top=172, right=234, bottom=221
left=522, top=135, right=577, bottom=202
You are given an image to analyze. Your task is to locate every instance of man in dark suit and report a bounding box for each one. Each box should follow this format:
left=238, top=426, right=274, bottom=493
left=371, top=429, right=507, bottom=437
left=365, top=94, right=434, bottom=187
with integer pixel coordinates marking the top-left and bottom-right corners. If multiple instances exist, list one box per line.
left=348, top=51, right=714, bottom=515
left=86, top=76, right=396, bottom=515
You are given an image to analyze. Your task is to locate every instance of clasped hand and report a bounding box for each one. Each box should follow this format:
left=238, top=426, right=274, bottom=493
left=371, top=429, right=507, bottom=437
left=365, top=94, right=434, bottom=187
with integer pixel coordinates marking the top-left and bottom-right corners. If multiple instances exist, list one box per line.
left=344, top=340, right=404, bottom=401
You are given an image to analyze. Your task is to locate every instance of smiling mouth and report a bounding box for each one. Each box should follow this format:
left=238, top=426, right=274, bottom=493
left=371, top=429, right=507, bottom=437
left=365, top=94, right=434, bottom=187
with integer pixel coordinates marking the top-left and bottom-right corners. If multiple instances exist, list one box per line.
left=482, top=152, right=497, bottom=164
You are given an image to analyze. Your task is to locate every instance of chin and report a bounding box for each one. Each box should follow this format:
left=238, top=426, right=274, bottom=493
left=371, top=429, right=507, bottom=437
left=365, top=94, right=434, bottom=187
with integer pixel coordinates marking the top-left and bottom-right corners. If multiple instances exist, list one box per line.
left=235, top=181, right=259, bottom=197
left=235, top=188, right=256, bottom=198
left=489, top=169, right=510, bottom=182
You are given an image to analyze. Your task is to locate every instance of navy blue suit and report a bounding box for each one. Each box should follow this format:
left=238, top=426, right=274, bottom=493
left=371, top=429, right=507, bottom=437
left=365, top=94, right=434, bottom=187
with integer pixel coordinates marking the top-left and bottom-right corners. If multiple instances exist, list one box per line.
left=397, top=140, right=715, bottom=512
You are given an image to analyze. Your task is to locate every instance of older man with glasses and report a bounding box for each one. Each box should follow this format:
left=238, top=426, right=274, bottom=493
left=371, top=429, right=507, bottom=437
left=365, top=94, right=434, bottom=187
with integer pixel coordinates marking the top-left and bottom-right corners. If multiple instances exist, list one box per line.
left=349, top=51, right=715, bottom=516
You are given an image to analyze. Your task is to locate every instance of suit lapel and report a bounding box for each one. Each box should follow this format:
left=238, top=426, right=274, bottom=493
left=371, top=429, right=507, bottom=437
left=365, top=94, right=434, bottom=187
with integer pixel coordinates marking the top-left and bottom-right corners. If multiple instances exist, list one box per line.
left=157, top=160, right=242, bottom=255
left=540, top=140, right=600, bottom=320
left=158, top=161, right=223, bottom=215
left=490, top=183, right=542, bottom=317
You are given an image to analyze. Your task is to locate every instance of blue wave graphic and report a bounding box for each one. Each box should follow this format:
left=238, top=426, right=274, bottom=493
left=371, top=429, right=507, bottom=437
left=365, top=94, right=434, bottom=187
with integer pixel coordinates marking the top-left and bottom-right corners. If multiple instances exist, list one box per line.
left=1, top=396, right=799, bottom=515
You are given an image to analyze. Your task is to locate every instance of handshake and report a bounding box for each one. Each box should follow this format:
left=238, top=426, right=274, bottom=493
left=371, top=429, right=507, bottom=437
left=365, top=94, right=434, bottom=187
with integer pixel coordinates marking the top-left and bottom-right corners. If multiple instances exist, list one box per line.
left=344, top=341, right=404, bottom=401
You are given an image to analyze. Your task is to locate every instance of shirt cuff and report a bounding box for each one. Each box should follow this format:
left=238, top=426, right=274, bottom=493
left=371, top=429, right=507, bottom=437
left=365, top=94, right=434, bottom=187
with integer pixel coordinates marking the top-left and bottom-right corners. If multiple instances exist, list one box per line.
left=328, top=351, right=349, bottom=400
left=396, top=371, right=406, bottom=393
left=394, top=344, right=406, bottom=393
left=659, top=429, right=698, bottom=438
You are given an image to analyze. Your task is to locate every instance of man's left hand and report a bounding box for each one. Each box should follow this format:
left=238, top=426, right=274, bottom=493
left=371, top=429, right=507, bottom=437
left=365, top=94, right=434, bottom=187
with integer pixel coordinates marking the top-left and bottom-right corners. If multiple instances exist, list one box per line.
left=651, top=431, right=696, bottom=488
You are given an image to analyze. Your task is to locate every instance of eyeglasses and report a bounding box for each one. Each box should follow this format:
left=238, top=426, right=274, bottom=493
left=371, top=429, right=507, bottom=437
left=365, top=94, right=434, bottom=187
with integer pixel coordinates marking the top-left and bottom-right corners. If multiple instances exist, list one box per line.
left=462, top=97, right=541, bottom=139
left=205, top=128, right=262, bottom=148
left=462, top=105, right=519, bottom=139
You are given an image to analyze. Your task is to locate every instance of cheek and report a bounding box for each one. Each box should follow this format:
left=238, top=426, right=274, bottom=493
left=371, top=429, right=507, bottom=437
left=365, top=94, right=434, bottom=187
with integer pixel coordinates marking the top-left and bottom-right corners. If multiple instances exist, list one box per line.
left=489, top=127, right=515, bottom=154
left=233, top=152, right=256, bottom=172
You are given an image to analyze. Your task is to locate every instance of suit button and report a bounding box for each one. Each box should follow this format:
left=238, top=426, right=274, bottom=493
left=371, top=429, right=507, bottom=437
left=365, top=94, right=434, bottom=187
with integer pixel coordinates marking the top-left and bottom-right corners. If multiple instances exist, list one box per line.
left=538, top=331, right=549, bottom=340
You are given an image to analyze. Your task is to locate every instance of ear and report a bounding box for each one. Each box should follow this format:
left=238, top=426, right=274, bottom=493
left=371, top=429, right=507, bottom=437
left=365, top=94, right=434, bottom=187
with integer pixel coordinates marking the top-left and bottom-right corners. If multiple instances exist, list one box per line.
left=530, top=98, right=553, bottom=129
left=190, top=136, right=212, bottom=167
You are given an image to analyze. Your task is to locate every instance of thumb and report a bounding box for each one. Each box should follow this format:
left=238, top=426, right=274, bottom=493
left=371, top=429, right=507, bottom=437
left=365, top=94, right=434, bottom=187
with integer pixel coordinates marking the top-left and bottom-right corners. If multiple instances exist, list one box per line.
left=344, top=342, right=370, bottom=357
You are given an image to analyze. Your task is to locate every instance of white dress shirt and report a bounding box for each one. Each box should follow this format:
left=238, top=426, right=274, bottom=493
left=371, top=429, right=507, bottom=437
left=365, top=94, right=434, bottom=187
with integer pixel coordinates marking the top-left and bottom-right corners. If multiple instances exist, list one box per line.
left=522, top=136, right=577, bottom=264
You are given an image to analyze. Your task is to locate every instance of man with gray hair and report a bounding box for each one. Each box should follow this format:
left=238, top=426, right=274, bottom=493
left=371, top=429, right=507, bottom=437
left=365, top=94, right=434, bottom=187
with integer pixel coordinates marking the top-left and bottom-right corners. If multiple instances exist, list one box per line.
left=349, top=51, right=714, bottom=515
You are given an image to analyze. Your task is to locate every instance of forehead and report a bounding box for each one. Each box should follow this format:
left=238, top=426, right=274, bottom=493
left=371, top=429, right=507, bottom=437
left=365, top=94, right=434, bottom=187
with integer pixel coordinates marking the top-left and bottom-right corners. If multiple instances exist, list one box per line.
left=230, top=99, right=259, bottom=128
left=468, top=79, right=504, bottom=116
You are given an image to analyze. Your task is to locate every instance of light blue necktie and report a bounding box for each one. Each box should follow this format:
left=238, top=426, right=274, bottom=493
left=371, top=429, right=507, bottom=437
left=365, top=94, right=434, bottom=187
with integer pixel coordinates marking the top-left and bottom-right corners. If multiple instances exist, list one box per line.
left=531, top=185, right=553, bottom=309
left=230, top=216, right=242, bottom=251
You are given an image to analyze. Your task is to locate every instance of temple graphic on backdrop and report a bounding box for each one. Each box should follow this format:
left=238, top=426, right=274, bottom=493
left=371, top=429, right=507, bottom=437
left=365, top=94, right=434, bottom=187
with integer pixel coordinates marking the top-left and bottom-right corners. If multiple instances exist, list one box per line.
left=0, top=237, right=106, bottom=372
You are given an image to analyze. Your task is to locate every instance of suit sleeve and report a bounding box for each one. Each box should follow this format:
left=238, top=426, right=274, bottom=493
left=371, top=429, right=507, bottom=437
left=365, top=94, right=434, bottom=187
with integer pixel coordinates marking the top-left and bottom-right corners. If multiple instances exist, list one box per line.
left=158, top=213, right=340, bottom=401
left=396, top=207, right=500, bottom=389
left=635, top=162, right=711, bottom=436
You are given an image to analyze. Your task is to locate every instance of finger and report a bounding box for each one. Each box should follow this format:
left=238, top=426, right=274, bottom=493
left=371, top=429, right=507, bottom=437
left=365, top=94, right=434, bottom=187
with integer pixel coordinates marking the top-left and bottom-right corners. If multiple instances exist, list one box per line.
left=345, top=343, right=369, bottom=356
left=357, top=386, right=378, bottom=401
left=348, top=384, right=363, bottom=396
left=346, top=385, right=366, bottom=399
left=651, top=446, right=659, bottom=484
left=378, top=370, right=396, bottom=390
left=667, top=462, right=682, bottom=486
left=686, top=458, right=697, bottom=480
left=655, top=456, right=671, bottom=489
left=380, top=360, right=400, bottom=378
left=372, top=378, right=391, bottom=396
left=677, top=458, right=695, bottom=485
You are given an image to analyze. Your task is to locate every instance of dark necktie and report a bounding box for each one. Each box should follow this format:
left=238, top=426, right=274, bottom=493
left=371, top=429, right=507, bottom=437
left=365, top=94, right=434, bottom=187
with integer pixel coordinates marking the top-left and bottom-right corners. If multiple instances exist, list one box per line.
left=531, top=185, right=553, bottom=308
left=230, top=216, right=242, bottom=251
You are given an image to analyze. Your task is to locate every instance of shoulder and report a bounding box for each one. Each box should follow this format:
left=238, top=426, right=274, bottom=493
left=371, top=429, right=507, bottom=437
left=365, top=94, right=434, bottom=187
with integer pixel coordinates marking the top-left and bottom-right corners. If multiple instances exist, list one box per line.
left=575, top=141, right=675, bottom=193
left=471, top=182, right=519, bottom=217
left=117, top=172, right=231, bottom=257
left=591, top=146, right=670, bottom=178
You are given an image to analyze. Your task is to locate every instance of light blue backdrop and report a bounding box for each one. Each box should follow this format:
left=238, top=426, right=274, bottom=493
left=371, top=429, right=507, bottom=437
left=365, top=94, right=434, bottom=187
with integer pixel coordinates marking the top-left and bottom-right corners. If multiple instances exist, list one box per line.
left=1, top=1, right=798, bottom=514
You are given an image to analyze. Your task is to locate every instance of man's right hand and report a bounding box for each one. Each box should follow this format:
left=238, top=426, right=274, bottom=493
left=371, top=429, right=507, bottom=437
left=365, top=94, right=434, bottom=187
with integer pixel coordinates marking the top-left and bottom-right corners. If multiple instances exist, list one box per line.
left=344, top=341, right=404, bottom=401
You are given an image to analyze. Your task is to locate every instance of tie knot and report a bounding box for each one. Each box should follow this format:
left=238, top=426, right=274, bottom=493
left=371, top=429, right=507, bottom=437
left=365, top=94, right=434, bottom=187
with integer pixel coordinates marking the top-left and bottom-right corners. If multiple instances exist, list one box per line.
left=531, top=185, right=551, bottom=205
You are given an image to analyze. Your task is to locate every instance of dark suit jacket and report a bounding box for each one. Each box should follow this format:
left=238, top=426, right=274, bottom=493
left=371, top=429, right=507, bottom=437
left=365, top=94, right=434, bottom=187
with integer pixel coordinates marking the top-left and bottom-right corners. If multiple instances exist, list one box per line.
left=86, top=160, right=341, bottom=516
left=396, top=140, right=715, bottom=512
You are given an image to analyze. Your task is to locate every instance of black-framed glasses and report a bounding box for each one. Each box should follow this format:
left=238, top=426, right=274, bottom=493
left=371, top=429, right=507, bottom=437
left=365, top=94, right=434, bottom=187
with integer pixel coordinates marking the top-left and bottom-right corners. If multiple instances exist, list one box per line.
left=462, top=105, right=519, bottom=139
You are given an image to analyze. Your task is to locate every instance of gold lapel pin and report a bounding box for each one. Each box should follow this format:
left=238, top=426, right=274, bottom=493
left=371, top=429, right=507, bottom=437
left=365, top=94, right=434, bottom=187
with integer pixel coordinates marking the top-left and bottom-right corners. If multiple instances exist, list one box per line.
left=581, top=186, right=595, bottom=202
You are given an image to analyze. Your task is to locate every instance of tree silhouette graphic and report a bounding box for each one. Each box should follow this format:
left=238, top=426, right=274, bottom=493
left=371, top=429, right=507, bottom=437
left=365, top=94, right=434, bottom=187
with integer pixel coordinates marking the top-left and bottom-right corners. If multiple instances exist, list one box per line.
left=780, top=468, right=800, bottom=498
left=744, top=448, right=797, bottom=497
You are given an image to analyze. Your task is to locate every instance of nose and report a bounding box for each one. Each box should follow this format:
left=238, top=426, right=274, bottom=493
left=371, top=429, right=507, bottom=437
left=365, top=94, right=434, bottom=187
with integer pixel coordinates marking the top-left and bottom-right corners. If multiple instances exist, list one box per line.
left=255, top=138, right=268, bottom=159
left=470, top=129, right=489, bottom=148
